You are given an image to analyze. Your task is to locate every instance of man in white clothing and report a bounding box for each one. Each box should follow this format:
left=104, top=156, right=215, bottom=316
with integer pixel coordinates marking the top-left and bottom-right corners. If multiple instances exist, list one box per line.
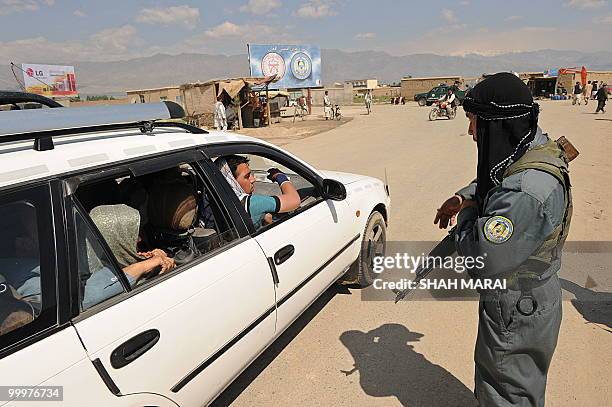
left=323, top=90, right=332, bottom=120
left=214, top=95, right=227, bottom=131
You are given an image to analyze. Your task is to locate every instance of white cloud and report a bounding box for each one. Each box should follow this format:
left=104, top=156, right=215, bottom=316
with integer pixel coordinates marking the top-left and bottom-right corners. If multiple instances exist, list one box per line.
left=564, top=0, right=606, bottom=8
left=73, top=9, right=86, bottom=17
left=594, top=13, right=612, bottom=23
left=90, top=25, right=138, bottom=53
left=240, top=0, right=282, bottom=15
left=295, top=0, right=337, bottom=18
left=355, top=32, right=376, bottom=39
left=202, top=21, right=276, bottom=39
left=0, top=25, right=143, bottom=63
left=0, top=0, right=54, bottom=15
left=203, top=21, right=247, bottom=38
left=136, top=5, right=200, bottom=29
left=441, top=8, right=458, bottom=23
left=395, top=23, right=612, bottom=56
left=505, top=15, right=523, bottom=21
left=459, top=1, right=470, bottom=5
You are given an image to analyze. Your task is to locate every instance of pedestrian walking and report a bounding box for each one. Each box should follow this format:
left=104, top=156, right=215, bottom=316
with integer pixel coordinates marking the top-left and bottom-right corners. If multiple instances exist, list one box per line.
left=595, top=83, right=608, bottom=113
left=583, top=81, right=592, bottom=105
left=572, top=82, right=582, bottom=105
left=214, top=95, right=227, bottom=131
left=364, top=90, right=372, bottom=114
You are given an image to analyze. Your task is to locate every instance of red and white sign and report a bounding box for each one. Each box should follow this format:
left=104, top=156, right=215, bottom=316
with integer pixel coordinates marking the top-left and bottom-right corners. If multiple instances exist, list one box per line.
left=21, top=63, right=78, bottom=97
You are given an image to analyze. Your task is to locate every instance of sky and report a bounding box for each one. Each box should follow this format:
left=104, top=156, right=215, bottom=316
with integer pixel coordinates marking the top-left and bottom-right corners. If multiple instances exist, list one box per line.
left=0, top=0, right=611, bottom=64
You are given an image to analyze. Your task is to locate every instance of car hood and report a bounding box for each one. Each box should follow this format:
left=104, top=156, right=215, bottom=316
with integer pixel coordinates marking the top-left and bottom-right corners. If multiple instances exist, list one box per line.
left=318, top=170, right=368, bottom=185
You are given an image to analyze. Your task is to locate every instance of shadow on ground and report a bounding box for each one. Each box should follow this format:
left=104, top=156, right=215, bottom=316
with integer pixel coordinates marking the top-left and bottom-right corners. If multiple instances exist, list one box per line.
left=560, top=278, right=612, bottom=332
left=339, top=323, right=477, bottom=406
left=211, top=284, right=351, bottom=406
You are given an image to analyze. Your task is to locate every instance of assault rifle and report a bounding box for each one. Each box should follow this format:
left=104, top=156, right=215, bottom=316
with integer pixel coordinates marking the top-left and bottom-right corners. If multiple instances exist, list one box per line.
left=393, top=227, right=457, bottom=303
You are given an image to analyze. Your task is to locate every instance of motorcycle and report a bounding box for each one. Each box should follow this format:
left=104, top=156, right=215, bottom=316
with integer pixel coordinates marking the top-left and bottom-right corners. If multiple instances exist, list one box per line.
left=429, top=101, right=457, bottom=121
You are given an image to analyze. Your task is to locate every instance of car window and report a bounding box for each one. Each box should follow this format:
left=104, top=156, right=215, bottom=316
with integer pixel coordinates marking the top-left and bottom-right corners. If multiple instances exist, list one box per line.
left=0, top=201, right=40, bottom=337
left=0, top=188, right=56, bottom=347
left=70, top=159, right=240, bottom=306
left=212, top=152, right=320, bottom=231
left=74, top=209, right=128, bottom=311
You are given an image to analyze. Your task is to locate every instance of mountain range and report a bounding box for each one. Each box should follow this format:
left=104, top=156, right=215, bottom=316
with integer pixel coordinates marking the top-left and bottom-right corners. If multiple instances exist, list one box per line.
left=2, top=49, right=612, bottom=96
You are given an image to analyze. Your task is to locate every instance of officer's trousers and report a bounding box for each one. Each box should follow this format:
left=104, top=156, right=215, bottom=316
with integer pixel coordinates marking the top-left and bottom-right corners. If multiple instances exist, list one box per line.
left=474, top=274, right=562, bottom=407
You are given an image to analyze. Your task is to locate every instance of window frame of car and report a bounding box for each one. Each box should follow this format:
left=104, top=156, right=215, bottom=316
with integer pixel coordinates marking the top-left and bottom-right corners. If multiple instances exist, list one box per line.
left=0, top=180, right=67, bottom=359
left=61, top=148, right=252, bottom=322
left=201, top=142, right=326, bottom=237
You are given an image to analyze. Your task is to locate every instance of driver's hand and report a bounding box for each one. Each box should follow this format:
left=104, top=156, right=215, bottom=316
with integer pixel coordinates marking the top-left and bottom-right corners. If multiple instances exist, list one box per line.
left=263, top=213, right=273, bottom=225
left=267, top=168, right=283, bottom=181
left=434, top=195, right=463, bottom=229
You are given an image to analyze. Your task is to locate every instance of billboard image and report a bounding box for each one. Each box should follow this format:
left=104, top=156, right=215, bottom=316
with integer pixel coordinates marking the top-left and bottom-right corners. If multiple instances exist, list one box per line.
left=22, top=63, right=78, bottom=97
left=248, top=44, right=321, bottom=89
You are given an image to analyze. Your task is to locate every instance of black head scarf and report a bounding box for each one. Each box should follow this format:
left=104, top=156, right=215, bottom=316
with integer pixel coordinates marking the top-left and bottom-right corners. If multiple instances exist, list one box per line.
left=462, top=72, right=539, bottom=209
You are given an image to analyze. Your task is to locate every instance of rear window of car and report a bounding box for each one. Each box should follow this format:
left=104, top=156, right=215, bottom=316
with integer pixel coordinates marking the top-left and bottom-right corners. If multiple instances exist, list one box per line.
left=0, top=185, right=57, bottom=353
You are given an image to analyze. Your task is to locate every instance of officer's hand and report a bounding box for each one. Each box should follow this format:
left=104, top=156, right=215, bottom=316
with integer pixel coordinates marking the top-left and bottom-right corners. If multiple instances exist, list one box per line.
left=267, top=167, right=283, bottom=181
left=434, top=195, right=462, bottom=229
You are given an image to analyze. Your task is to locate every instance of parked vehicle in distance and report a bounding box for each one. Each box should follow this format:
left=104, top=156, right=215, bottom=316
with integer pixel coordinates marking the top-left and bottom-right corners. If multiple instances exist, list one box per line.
left=0, top=93, right=389, bottom=406
left=414, top=84, right=467, bottom=107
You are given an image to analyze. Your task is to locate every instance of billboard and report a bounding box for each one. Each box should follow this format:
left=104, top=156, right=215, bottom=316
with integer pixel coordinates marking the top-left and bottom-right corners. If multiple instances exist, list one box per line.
left=248, top=44, right=321, bottom=89
left=22, top=64, right=78, bottom=97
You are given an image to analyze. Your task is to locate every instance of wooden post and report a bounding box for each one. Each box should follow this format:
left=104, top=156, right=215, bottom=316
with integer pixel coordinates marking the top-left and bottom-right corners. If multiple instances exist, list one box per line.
left=307, top=88, right=312, bottom=114
left=237, top=101, right=243, bottom=130
left=265, top=86, right=271, bottom=126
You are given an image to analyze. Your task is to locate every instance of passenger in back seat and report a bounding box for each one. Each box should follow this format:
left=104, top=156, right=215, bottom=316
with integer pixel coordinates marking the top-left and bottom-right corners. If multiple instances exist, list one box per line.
left=81, top=205, right=176, bottom=308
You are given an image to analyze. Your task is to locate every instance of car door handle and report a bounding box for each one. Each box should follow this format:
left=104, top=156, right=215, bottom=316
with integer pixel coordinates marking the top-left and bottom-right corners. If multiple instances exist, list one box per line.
left=274, top=244, right=295, bottom=266
left=110, top=329, right=160, bottom=369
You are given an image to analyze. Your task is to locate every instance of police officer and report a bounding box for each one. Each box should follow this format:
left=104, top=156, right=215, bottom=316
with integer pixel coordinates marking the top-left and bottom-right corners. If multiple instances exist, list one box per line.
left=434, top=73, right=573, bottom=406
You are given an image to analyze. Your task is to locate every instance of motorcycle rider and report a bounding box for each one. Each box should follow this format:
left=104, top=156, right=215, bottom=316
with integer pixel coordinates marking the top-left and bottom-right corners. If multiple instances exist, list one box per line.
left=438, top=88, right=457, bottom=116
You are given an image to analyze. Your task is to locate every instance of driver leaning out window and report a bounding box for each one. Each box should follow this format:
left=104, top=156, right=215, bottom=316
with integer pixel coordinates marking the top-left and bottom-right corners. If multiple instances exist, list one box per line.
left=216, top=155, right=301, bottom=229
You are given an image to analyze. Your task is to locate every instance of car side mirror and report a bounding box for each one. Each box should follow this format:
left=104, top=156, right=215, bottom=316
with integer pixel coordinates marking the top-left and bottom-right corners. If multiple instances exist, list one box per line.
left=322, top=179, right=347, bottom=201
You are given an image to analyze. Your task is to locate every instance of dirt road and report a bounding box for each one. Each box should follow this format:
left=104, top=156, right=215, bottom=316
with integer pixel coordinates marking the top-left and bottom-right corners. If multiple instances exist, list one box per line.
left=213, top=102, right=612, bottom=406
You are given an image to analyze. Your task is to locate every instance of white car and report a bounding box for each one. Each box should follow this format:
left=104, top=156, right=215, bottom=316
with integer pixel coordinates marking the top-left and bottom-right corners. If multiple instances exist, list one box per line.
left=0, top=94, right=389, bottom=406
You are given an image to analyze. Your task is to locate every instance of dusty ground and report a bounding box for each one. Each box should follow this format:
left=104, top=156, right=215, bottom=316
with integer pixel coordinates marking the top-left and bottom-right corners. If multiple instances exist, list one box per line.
left=236, top=111, right=353, bottom=146
left=213, top=101, right=611, bottom=406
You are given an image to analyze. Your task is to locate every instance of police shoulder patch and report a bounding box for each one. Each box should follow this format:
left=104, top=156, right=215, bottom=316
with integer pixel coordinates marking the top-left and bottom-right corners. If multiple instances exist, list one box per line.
left=484, top=216, right=514, bottom=244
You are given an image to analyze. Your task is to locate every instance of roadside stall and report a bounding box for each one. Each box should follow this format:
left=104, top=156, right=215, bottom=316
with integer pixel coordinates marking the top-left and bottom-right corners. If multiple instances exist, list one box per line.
left=179, top=76, right=277, bottom=129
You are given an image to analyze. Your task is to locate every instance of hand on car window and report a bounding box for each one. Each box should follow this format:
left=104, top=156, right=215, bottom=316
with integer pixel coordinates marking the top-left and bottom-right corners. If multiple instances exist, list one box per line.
left=138, top=249, right=168, bottom=259
left=157, top=256, right=176, bottom=274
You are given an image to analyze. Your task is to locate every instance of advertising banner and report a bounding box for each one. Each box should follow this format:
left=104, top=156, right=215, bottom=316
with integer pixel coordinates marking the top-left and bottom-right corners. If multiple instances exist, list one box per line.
left=21, top=64, right=78, bottom=97
left=248, top=44, right=321, bottom=89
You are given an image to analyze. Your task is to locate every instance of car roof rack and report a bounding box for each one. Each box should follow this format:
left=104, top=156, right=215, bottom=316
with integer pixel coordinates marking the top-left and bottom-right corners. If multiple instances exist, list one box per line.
left=0, top=100, right=207, bottom=151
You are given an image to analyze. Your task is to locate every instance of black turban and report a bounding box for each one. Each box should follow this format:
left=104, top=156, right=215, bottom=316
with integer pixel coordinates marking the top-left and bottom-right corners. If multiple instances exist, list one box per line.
left=463, top=72, right=539, bottom=209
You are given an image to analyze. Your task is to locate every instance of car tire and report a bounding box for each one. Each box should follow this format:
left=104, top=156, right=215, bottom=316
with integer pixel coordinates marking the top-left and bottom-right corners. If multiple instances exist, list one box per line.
left=417, top=98, right=427, bottom=107
left=353, top=211, right=387, bottom=287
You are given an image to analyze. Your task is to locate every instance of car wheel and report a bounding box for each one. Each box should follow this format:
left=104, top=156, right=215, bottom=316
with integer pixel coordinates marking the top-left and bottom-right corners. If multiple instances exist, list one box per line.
left=354, top=211, right=387, bottom=287
left=417, top=98, right=426, bottom=107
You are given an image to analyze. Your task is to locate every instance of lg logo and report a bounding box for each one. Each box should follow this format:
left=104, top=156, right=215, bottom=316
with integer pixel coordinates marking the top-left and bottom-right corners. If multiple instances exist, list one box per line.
left=25, top=68, right=43, bottom=77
